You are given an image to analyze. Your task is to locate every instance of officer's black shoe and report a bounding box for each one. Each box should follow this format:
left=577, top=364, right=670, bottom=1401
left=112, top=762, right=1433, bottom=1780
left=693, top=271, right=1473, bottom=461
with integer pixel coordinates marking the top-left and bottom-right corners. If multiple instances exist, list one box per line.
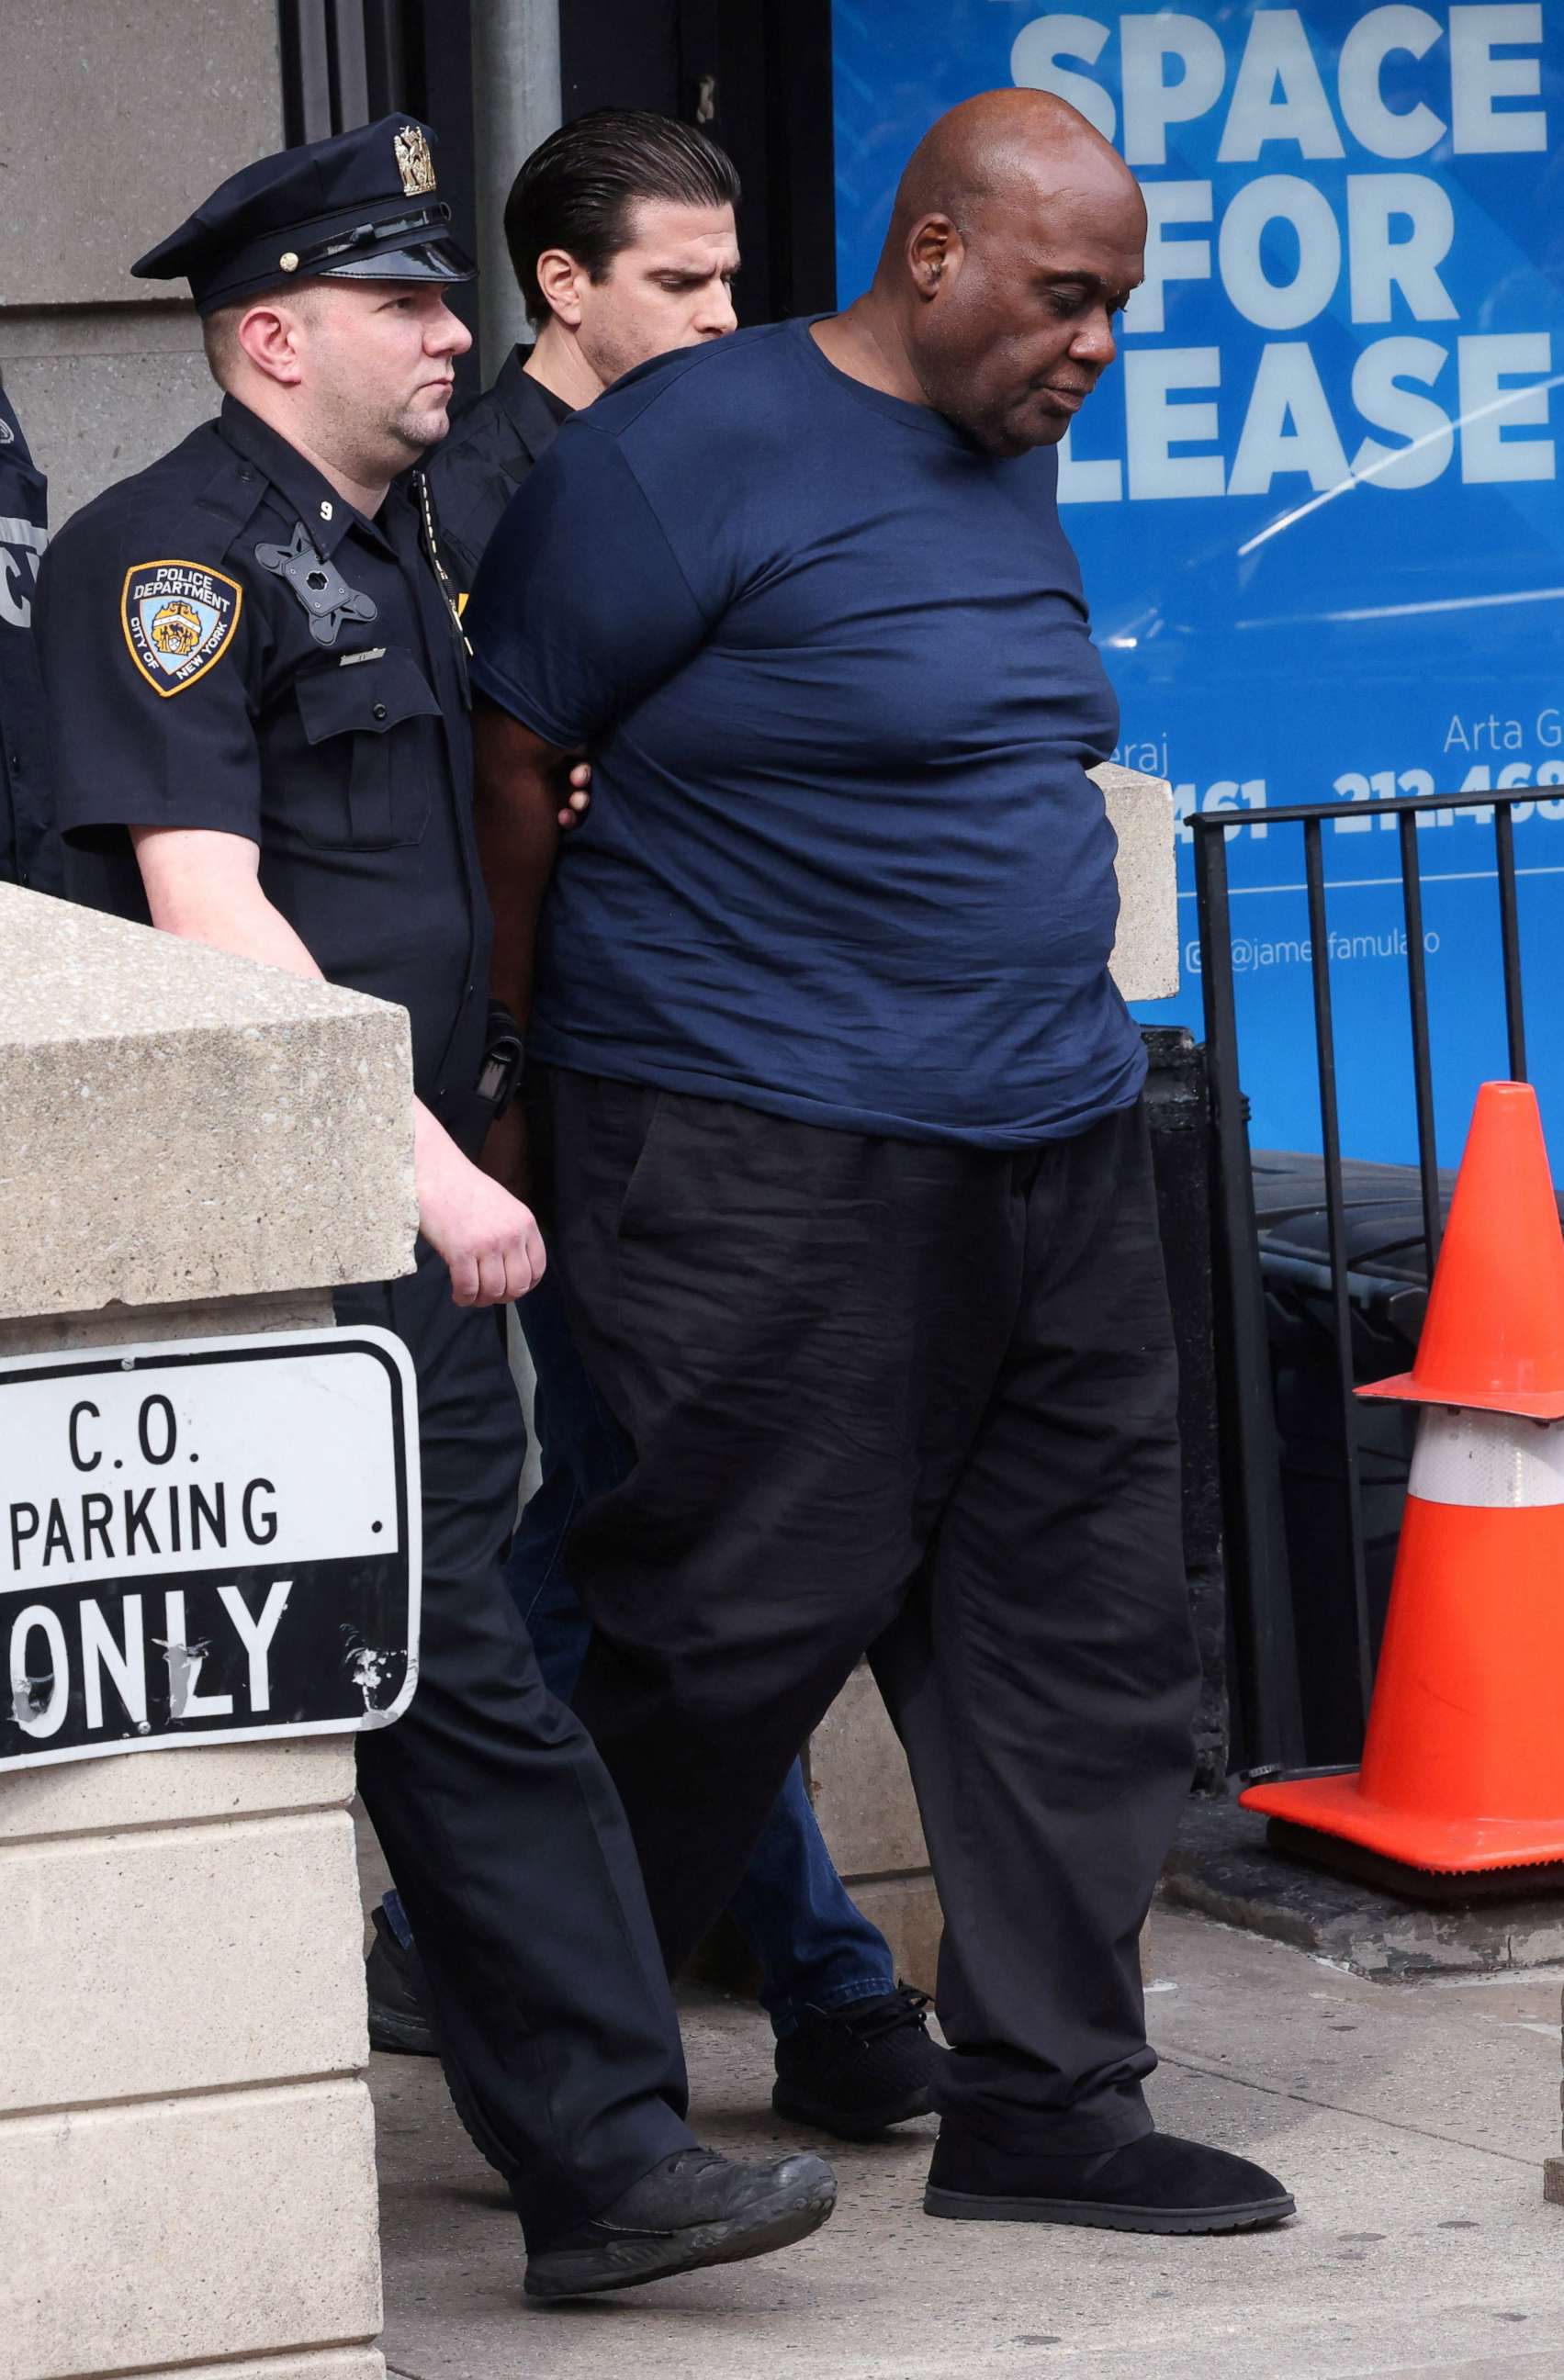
left=365, top=1903, right=437, bottom=2058
left=771, top=1983, right=945, bottom=2140
left=924, top=2127, right=1295, bottom=2235
left=523, top=2145, right=838, bottom=2301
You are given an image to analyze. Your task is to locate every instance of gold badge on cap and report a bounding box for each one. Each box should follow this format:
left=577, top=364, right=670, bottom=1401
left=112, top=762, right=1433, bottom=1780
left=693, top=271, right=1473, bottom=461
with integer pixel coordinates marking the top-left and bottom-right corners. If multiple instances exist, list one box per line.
left=394, top=125, right=436, bottom=197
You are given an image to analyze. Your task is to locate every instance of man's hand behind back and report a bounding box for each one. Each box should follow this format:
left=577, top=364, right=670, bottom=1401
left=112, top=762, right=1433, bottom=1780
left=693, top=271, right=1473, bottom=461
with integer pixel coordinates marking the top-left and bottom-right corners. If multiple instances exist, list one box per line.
left=560, top=758, right=591, bottom=829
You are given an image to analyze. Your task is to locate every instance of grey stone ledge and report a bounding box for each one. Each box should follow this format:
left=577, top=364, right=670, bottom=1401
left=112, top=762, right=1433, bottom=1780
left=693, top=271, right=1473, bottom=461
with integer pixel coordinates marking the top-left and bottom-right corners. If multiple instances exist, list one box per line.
left=0, top=1735, right=356, bottom=1845
left=1090, top=762, right=1178, bottom=1003
left=0, top=886, right=416, bottom=1319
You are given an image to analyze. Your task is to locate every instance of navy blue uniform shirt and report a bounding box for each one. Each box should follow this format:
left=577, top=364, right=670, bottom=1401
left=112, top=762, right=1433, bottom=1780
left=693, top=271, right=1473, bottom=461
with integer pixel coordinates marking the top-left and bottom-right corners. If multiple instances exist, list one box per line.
left=467, top=317, right=1144, bottom=1150
left=38, top=396, right=489, bottom=1116
left=0, top=386, right=60, bottom=892
left=422, top=346, right=570, bottom=599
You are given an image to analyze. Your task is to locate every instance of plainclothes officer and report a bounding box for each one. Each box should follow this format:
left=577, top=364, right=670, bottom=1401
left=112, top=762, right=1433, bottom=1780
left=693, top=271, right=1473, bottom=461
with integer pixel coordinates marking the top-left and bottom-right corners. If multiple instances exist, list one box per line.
left=422, top=107, right=740, bottom=595
left=469, top=90, right=1296, bottom=2239
left=0, top=380, right=60, bottom=892
left=34, top=114, right=833, bottom=2305
left=366, top=104, right=943, bottom=2145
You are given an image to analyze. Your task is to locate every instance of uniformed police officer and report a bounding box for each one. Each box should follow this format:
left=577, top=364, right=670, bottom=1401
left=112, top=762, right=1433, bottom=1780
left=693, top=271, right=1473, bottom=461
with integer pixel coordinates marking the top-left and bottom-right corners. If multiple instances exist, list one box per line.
left=0, top=377, right=60, bottom=892
left=35, top=115, right=834, bottom=2305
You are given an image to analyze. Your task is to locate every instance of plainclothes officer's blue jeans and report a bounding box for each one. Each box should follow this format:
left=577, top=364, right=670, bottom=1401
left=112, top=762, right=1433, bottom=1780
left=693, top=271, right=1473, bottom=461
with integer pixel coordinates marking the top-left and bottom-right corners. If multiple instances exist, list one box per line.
left=384, top=1266, right=895, bottom=2038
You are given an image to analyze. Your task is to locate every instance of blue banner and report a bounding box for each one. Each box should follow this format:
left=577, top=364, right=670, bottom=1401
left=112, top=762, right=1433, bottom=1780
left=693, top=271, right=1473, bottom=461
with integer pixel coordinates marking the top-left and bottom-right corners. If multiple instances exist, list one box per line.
left=833, top=3, right=1564, bottom=1164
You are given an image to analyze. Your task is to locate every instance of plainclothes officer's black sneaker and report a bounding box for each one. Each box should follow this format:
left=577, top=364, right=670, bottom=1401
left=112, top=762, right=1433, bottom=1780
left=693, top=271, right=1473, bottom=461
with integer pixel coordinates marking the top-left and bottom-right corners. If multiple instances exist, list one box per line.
left=924, top=2127, right=1296, bottom=2235
left=771, top=1983, right=945, bottom=2139
left=365, top=1903, right=437, bottom=2058
left=524, top=2145, right=838, bottom=2301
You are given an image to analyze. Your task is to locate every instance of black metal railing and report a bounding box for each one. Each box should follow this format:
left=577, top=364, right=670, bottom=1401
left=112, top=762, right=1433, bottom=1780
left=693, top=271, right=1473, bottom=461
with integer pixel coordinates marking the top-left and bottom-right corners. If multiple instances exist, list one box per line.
left=1194, top=785, right=1536, bottom=1772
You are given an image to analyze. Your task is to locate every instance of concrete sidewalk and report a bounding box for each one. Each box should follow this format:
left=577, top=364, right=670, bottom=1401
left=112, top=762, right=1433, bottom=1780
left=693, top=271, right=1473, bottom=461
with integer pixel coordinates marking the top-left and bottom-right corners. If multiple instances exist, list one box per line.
left=369, top=1903, right=1564, bottom=2380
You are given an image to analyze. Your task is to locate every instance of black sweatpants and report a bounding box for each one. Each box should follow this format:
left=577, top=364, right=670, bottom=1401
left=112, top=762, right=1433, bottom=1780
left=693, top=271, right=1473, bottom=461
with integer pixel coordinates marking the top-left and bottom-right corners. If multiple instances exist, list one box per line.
left=540, top=1071, right=1201, bottom=2153
left=339, top=1242, right=693, bottom=2243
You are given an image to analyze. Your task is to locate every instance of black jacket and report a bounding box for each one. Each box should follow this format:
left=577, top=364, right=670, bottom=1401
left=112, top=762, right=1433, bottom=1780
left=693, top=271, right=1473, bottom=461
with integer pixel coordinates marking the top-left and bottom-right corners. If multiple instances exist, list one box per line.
left=422, top=347, right=569, bottom=601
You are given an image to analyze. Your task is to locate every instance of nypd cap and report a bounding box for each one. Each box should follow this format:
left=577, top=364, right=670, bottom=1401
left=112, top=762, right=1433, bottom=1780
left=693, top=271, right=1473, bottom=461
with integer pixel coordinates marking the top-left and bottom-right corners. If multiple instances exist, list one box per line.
left=132, top=115, right=476, bottom=315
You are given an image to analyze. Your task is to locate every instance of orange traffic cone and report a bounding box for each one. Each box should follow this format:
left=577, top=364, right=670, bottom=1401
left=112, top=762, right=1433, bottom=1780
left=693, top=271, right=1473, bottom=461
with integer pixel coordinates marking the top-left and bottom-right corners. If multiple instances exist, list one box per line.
left=1242, top=1082, right=1564, bottom=1876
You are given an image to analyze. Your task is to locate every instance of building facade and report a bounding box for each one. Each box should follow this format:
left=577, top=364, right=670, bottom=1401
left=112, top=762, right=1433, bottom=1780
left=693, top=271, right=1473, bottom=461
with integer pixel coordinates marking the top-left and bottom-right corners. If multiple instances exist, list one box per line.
left=0, top=0, right=834, bottom=525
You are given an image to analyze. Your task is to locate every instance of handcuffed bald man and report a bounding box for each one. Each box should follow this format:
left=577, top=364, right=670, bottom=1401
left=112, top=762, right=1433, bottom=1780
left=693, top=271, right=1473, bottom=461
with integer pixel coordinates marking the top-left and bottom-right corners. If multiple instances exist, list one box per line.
left=468, top=90, right=1296, bottom=2235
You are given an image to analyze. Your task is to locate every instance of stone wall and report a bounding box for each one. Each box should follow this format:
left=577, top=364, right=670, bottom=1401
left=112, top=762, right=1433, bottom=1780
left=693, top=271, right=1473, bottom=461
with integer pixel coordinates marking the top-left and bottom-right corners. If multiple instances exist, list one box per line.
left=0, top=0, right=282, bottom=525
left=1, top=883, right=416, bottom=2380
left=807, top=1667, right=942, bottom=1985
left=0, top=885, right=412, bottom=1318
left=4, top=1722, right=382, bottom=2380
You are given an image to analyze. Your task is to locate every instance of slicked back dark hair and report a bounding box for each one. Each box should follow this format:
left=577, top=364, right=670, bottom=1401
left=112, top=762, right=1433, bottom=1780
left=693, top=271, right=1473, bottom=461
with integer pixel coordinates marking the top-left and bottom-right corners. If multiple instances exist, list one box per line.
left=504, top=108, right=740, bottom=326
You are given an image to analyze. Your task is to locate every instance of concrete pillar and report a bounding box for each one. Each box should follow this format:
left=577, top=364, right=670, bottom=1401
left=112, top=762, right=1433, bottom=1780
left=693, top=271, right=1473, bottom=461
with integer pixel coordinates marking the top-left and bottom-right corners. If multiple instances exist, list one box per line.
left=471, top=0, right=564, bottom=377
left=0, top=883, right=416, bottom=2380
left=1095, top=763, right=1180, bottom=1005
left=805, top=768, right=1176, bottom=1989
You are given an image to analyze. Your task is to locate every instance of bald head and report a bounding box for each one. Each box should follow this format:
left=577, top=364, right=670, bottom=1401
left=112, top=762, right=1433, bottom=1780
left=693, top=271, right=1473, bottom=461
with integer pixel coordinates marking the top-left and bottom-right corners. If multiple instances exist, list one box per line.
left=883, top=89, right=1139, bottom=263
left=866, top=89, right=1145, bottom=455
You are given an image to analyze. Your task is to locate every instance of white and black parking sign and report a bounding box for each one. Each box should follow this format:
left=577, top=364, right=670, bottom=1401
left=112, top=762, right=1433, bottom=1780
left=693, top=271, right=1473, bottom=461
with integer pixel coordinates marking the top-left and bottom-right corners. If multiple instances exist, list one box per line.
left=1, top=1329, right=420, bottom=1772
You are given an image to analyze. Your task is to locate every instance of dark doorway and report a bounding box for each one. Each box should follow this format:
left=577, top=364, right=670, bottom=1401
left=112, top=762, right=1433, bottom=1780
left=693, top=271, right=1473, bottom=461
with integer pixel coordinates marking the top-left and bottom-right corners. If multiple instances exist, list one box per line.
left=557, top=0, right=837, bottom=322
left=277, top=0, right=481, bottom=395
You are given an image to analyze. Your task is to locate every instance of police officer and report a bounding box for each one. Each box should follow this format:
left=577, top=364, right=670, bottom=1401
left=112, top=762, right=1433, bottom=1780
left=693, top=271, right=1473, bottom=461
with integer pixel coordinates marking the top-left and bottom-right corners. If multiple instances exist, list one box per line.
left=34, top=115, right=834, bottom=2305
left=0, top=377, right=60, bottom=892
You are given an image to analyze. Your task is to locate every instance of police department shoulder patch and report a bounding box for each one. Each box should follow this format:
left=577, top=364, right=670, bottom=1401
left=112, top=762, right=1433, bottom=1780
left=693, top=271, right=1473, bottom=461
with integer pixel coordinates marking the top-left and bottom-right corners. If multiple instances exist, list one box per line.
left=121, top=558, right=243, bottom=696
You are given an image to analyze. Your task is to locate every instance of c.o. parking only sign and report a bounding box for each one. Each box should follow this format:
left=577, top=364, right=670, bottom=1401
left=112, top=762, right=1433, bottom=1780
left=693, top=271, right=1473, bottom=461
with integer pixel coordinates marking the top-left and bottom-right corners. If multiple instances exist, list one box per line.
left=1, top=1328, right=420, bottom=1772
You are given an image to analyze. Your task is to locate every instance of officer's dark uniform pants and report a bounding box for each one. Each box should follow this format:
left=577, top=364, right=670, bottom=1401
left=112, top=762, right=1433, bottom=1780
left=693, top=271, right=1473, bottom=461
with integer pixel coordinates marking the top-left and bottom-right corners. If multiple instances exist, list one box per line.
left=339, top=1243, right=694, bottom=2244
left=540, top=1070, right=1203, bottom=2153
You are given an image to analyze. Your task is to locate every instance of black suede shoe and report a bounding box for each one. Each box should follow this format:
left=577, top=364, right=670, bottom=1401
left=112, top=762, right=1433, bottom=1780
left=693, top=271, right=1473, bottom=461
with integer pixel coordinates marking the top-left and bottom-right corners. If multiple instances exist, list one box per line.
left=524, top=2145, right=838, bottom=2301
left=365, top=1903, right=437, bottom=2058
left=772, top=1984, right=945, bottom=2139
left=925, top=2127, right=1295, bottom=2235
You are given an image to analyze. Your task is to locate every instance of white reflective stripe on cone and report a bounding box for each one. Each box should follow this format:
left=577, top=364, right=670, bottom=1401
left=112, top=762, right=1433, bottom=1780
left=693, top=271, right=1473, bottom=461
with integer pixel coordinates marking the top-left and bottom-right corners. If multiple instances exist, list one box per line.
left=1408, top=1406, right=1564, bottom=1510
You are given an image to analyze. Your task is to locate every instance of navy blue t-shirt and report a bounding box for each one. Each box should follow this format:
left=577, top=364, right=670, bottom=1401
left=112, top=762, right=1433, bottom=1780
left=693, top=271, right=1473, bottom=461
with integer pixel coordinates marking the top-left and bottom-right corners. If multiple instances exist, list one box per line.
left=467, top=316, right=1144, bottom=1148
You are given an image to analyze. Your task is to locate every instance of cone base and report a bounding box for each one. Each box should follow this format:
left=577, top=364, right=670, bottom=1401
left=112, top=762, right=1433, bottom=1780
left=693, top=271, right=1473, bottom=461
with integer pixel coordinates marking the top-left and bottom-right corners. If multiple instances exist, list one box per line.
left=1357, top=1370, right=1564, bottom=1420
left=1262, top=1818, right=1564, bottom=1904
left=1238, top=1772, right=1564, bottom=1874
